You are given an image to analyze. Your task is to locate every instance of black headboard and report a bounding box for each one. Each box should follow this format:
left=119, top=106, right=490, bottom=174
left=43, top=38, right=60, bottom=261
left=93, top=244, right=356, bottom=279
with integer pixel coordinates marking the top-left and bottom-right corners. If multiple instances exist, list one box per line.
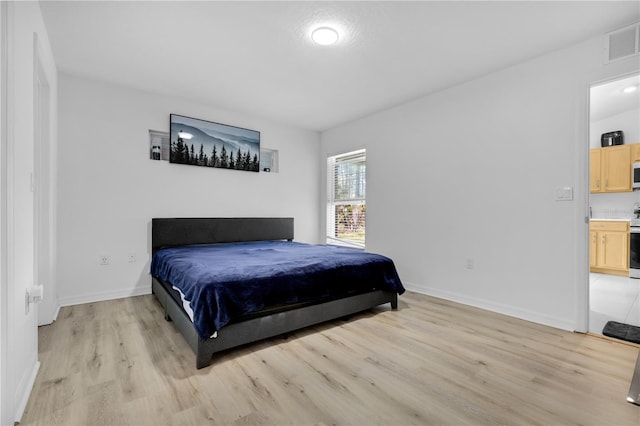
left=152, top=217, right=294, bottom=253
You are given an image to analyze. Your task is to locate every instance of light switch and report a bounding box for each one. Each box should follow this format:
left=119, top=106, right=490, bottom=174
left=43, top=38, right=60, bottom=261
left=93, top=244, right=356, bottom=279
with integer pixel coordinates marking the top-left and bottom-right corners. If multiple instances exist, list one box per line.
left=555, top=186, right=573, bottom=201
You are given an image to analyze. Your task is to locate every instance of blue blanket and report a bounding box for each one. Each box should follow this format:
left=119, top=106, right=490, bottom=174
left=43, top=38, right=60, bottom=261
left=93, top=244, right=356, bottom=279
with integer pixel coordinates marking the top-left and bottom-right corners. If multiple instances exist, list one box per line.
left=150, top=241, right=404, bottom=340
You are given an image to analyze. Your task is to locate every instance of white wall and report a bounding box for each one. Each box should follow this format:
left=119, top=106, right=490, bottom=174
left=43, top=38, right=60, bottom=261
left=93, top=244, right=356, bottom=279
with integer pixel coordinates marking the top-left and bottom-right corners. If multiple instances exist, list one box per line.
left=57, top=74, right=320, bottom=306
left=320, top=36, right=639, bottom=332
left=1, top=1, right=58, bottom=423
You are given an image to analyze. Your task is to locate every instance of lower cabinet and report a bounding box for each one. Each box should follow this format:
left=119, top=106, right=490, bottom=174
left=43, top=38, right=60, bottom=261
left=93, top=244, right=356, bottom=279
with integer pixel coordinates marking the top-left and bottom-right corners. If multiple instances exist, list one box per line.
left=590, top=220, right=629, bottom=276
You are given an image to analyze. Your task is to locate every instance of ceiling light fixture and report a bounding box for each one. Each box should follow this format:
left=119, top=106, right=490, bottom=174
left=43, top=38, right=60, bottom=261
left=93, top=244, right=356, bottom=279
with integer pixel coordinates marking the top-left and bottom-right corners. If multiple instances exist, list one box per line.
left=312, top=27, right=339, bottom=46
left=623, top=85, right=638, bottom=94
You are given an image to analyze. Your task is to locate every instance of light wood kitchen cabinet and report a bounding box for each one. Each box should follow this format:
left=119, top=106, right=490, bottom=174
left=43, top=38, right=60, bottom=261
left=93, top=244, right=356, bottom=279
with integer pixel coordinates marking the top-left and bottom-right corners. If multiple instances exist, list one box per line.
left=589, top=229, right=598, bottom=267
left=590, top=145, right=632, bottom=193
left=589, top=220, right=629, bottom=276
left=631, top=143, right=640, bottom=162
left=590, top=149, right=602, bottom=192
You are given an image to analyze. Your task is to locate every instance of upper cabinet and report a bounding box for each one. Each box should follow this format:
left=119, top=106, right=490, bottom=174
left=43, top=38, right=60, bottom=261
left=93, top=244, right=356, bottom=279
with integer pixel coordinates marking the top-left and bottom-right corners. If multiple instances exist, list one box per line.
left=590, top=148, right=602, bottom=192
left=590, top=144, right=632, bottom=193
left=632, top=144, right=640, bottom=162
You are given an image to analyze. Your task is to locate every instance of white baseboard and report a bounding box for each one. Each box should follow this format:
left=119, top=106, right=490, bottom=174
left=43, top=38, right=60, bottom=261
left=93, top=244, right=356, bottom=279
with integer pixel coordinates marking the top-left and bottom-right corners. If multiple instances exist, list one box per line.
left=38, top=302, right=61, bottom=326
left=52, top=304, right=60, bottom=322
left=14, top=358, right=39, bottom=423
left=403, top=281, right=576, bottom=332
left=58, top=284, right=152, bottom=308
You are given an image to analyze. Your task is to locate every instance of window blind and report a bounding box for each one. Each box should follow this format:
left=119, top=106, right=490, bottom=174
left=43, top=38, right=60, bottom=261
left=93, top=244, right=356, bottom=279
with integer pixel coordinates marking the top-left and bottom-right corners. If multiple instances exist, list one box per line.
left=327, top=149, right=366, bottom=248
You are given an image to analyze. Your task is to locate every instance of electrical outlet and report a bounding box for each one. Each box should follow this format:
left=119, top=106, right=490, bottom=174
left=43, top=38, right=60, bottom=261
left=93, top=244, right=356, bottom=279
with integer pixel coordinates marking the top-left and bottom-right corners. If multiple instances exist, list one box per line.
left=466, top=258, right=474, bottom=270
left=128, top=253, right=136, bottom=263
left=99, top=255, right=110, bottom=266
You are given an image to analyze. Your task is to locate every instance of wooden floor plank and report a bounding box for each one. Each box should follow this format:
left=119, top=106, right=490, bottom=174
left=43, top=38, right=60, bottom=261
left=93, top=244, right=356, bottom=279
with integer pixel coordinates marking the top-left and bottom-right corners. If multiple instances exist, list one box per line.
left=20, top=291, right=640, bottom=425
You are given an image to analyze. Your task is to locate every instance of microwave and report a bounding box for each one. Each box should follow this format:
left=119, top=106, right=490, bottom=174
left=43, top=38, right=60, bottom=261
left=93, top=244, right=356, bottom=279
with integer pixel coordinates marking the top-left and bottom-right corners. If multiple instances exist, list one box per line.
left=634, top=162, right=640, bottom=189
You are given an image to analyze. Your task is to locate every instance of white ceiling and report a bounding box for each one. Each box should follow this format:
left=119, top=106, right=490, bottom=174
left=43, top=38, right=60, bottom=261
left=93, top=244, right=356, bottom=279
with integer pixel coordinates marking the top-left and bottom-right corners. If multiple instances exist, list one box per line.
left=39, top=1, right=640, bottom=131
left=590, top=74, right=640, bottom=122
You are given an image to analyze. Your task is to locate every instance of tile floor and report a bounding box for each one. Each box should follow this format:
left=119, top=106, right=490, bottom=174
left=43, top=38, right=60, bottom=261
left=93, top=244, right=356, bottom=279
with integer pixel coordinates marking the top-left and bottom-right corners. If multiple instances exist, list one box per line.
left=589, top=273, right=640, bottom=334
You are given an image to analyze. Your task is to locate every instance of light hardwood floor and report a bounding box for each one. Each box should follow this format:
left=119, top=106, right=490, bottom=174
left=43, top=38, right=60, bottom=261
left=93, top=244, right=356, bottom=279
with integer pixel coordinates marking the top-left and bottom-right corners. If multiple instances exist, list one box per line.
left=21, top=291, right=640, bottom=425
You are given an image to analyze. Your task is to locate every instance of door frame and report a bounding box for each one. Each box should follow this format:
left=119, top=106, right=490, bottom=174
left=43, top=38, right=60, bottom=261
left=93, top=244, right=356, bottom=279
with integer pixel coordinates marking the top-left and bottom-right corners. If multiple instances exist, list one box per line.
left=0, top=1, right=10, bottom=424
left=33, top=33, right=53, bottom=326
left=582, top=71, right=640, bottom=334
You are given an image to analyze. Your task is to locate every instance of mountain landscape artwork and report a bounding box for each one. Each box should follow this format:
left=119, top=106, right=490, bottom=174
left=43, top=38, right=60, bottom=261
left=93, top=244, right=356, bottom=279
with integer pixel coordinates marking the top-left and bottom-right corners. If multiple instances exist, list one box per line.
left=170, top=114, right=260, bottom=172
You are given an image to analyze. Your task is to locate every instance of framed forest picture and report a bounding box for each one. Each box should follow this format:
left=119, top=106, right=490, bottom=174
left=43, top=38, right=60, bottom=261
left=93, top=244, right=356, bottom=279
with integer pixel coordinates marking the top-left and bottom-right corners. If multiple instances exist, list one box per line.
left=169, top=114, right=260, bottom=172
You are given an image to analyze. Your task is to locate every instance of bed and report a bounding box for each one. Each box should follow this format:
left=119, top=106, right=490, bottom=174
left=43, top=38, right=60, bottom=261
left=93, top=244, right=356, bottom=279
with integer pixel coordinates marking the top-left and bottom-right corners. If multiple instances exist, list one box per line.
left=150, top=217, right=404, bottom=369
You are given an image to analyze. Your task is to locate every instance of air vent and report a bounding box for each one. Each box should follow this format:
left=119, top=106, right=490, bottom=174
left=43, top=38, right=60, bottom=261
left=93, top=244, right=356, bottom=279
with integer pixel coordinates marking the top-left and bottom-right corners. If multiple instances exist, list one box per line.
left=605, top=22, right=640, bottom=63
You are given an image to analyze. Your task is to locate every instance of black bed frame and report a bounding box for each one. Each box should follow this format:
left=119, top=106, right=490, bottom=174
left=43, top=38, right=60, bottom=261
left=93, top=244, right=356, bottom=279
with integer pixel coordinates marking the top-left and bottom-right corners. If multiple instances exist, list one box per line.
left=151, top=217, right=398, bottom=369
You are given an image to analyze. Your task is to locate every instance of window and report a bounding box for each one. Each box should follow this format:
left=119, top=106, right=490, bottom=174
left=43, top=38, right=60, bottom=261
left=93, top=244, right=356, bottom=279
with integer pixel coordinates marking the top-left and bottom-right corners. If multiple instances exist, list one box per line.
left=327, top=149, right=366, bottom=248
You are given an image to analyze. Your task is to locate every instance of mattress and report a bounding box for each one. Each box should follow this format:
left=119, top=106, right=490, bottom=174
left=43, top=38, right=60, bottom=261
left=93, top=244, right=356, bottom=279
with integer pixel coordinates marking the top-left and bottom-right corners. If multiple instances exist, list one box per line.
left=150, top=240, right=405, bottom=340
left=154, top=275, right=344, bottom=326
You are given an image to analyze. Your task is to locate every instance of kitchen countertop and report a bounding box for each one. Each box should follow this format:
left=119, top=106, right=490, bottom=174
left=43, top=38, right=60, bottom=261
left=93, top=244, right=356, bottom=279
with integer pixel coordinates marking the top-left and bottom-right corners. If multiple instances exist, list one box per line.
left=590, top=218, right=630, bottom=222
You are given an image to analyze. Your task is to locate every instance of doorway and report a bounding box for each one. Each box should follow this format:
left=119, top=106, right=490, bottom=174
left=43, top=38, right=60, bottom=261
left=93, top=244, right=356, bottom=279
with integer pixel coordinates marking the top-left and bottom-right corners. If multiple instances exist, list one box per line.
left=588, top=73, right=640, bottom=335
